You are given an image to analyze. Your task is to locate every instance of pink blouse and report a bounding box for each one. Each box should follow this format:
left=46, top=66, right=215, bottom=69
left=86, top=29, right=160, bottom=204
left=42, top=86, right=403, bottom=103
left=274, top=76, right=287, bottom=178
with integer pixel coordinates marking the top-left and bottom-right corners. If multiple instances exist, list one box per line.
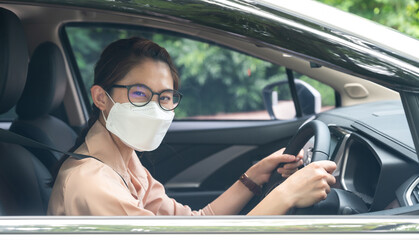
left=47, top=121, right=214, bottom=216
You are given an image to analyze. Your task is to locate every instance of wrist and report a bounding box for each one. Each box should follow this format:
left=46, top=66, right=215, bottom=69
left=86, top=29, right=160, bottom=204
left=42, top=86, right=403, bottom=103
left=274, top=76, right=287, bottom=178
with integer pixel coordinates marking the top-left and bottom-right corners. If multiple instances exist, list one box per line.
left=274, top=184, right=295, bottom=211
left=250, top=184, right=294, bottom=215
left=245, top=167, right=264, bottom=186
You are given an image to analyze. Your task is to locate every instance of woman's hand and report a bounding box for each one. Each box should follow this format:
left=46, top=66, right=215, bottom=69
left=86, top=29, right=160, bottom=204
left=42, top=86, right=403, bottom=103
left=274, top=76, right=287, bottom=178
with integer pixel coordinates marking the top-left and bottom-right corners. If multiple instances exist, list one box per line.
left=277, top=160, right=337, bottom=208
left=245, top=148, right=303, bottom=186
left=248, top=160, right=336, bottom=215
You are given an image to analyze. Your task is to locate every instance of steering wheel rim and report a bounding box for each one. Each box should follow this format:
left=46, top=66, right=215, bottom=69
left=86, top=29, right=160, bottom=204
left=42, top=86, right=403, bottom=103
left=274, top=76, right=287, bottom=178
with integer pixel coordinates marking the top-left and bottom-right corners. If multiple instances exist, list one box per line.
left=262, top=120, right=331, bottom=198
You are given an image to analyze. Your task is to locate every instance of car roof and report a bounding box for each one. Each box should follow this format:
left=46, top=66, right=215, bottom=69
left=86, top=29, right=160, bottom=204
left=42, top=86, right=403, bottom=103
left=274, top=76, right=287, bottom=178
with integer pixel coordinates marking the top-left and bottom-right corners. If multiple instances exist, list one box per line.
left=6, top=0, right=419, bottom=93
left=260, top=0, right=419, bottom=63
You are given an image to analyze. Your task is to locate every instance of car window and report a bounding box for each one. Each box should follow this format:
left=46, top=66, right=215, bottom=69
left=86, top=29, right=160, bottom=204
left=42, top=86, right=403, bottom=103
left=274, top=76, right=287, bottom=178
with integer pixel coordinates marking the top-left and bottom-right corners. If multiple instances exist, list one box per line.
left=64, top=25, right=335, bottom=120
left=296, top=73, right=336, bottom=112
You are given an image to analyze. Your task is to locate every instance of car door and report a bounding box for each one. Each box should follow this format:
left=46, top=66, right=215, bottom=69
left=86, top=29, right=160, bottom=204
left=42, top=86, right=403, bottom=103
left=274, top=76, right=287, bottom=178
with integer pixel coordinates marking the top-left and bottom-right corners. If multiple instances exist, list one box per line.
left=63, top=24, right=337, bottom=210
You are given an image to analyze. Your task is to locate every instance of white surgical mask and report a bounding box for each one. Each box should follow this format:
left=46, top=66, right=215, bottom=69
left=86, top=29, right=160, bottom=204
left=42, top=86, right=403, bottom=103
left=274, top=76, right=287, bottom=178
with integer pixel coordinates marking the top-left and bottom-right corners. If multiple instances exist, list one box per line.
left=102, top=92, right=174, bottom=151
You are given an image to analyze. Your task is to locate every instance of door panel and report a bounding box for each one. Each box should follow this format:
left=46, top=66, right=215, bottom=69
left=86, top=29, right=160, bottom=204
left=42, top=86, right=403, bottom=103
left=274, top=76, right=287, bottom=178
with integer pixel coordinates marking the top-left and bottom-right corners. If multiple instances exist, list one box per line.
left=165, top=145, right=257, bottom=189
left=140, top=118, right=309, bottom=208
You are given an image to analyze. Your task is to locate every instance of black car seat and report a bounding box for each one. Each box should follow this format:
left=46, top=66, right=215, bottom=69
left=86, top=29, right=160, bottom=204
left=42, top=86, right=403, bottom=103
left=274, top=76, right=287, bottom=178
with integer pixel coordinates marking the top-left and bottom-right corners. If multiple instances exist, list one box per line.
left=10, top=41, right=77, bottom=174
left=0, top=7, right=52, bottom=215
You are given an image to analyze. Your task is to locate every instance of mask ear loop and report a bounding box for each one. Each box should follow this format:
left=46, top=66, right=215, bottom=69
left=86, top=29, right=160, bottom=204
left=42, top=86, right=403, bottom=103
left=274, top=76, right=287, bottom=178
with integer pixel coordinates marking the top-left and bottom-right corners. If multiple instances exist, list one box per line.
left=101, top=91, right=116, bottom=123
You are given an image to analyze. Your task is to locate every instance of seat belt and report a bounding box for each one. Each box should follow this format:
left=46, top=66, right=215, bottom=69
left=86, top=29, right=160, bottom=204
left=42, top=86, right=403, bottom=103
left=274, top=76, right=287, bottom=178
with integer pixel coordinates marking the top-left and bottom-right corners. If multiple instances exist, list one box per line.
left=0, top=128, right=129, bottom=188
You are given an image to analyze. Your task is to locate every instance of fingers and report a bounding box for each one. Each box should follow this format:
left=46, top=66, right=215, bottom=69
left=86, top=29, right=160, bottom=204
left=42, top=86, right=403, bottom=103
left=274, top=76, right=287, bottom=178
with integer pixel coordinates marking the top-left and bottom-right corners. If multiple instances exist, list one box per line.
left=269, top=154, right=298, bottom=170
left=278, top=148, right=285, bottom=155
left=278, top=154, right=298, bottom=163
left=325, top=171, right=336, bottom=185
left=311, top=161, right=336, bottom=185
left=322, top=160, right=337, bottom=174
left=308, top=161, right=336, bottom=197
left=269, top=148, right=286, bottom=159
left=297, top=149, right=304, bottom=159
left=282, top=159, right=303, bottom=170
left=281, top=160, right=337, bottom=208
left=324, top=180, right=331, bottom=194
left=266, top=148, right=306, bottom=169
left=310, top=160, right=337, bottom=174
left=318, top=167, right=335, bottom=197
left=277, top=159, right=303, bottom=177
left=277, top=168, right=297, bottom=178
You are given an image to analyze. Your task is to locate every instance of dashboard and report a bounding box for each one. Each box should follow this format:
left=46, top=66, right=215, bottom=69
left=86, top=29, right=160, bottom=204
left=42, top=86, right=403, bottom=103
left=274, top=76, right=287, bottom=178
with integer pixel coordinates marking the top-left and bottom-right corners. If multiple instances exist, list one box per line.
left=329, top=127, right=380, bottom=208
left=313, top=100, right=419, bottom=214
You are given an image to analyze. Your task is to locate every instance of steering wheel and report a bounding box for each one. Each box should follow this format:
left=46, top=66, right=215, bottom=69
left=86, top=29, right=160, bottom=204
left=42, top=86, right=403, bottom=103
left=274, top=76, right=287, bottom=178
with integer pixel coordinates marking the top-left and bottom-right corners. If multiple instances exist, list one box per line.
left=262, top=120, right=331, bottom=197
left=257, top=120, right=368, bottom=215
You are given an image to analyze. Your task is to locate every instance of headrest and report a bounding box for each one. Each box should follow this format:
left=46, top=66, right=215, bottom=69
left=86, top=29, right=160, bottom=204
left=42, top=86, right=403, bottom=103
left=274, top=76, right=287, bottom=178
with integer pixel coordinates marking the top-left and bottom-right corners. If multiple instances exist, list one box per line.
left=16, top=42, right=67, bottom=119
left=0, top=8, right=28, bottom=114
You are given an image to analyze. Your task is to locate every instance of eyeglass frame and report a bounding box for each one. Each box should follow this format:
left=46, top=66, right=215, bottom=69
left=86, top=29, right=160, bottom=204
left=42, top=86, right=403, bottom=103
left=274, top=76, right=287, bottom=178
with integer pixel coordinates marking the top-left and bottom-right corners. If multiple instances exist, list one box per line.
left=110, top=84, right=182, bottom=111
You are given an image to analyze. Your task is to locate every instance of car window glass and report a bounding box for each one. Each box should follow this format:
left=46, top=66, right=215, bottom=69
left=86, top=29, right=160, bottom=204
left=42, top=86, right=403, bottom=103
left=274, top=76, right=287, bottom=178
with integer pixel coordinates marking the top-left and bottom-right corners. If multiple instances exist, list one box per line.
left=296, top=73, right=336, bottom=112
left=263, top=73, right=335, bottom=119
left=64, top=25, right=334, bottom=120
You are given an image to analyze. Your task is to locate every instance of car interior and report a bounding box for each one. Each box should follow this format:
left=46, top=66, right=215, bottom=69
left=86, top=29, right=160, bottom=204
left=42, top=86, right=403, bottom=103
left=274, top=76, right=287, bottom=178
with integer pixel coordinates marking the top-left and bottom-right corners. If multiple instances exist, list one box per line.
left=1, top=2, right=419, bottom=217
left=0, top=7, right=50, bottom=215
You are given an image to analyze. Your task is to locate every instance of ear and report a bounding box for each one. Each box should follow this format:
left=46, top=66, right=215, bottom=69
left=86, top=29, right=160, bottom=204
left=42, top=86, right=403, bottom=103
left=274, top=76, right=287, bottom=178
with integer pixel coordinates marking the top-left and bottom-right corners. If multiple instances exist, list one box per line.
left=91, top=85, right=108, bottom=111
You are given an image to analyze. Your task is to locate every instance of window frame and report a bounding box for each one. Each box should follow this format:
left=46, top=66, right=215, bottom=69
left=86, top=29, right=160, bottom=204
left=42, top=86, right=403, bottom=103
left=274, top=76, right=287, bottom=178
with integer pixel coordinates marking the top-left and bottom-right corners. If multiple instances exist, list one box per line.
left=60, top=22, right=337, bottom=122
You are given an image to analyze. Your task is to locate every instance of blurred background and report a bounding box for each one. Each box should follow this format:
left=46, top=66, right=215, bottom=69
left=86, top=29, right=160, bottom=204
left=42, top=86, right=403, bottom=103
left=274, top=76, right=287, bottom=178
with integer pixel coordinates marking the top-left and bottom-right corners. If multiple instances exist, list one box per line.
left=318, top=0, right=419, bottom=39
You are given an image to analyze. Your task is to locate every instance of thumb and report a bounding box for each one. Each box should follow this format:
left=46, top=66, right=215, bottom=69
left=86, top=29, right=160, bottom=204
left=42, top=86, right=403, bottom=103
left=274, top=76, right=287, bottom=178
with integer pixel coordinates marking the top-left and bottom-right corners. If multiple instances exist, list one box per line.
left=315, top=160, right=337, bottom=174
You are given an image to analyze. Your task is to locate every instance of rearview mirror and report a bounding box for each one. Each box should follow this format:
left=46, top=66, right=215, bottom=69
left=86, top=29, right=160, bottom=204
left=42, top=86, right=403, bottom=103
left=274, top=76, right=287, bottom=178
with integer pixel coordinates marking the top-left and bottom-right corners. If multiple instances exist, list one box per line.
left=263, top=79, right=321, bottom=119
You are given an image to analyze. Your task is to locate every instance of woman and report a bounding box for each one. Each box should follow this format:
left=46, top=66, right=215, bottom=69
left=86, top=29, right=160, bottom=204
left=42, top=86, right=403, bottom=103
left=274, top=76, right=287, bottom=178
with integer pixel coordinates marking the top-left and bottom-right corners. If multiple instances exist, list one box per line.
left=48, top=37, right=336, bottom=216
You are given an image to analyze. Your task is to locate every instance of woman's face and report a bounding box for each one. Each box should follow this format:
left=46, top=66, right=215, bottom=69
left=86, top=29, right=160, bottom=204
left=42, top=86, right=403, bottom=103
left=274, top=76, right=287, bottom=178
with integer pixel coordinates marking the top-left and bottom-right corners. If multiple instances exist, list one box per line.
left=105, top=58, right=174, bottom=112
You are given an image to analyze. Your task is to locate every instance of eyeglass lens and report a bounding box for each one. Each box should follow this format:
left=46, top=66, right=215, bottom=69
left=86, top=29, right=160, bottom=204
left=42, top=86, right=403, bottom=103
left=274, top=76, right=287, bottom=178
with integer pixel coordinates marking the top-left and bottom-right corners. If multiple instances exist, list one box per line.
left=128, top=85, right=180, bottom=110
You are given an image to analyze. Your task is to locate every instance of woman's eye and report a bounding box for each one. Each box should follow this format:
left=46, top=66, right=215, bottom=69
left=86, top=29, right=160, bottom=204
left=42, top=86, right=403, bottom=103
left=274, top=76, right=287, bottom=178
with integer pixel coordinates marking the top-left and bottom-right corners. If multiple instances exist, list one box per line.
left=160, top=95, right=172, bottom=102
left=131, top=91, right=147, bottom=98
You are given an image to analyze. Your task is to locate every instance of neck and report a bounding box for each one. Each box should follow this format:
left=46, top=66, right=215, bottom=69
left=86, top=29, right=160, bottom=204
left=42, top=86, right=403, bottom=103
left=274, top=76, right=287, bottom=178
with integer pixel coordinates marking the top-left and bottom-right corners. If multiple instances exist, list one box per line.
left=99, top=116, right=133, bottom=166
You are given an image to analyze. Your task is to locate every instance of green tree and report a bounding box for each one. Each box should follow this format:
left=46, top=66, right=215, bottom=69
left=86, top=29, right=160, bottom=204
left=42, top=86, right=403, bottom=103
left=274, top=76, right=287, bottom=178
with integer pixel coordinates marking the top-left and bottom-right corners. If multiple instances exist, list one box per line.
left=153, top=36, right=288, bottom=118
left=317, top=0, right=419, bottom=39
left=66, top=27, right=291, bottom=119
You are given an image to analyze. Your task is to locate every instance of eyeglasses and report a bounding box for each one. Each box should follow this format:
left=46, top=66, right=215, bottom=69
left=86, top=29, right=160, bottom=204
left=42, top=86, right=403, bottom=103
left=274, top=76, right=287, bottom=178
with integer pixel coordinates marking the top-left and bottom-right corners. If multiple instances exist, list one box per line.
left=111, top=84, right=182, bottom=111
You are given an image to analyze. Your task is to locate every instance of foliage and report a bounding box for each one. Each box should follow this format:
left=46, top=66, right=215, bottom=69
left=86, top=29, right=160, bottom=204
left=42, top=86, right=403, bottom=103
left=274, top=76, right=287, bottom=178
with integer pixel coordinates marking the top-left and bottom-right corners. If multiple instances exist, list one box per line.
left=67, top=26, right=336, bottom=119
left=317, top=0, right=419, bottom=39
left=298, top=75, right=335, bottom=107
left=67, top=27, right=289, bottom=118
left=154, top=36, right=290, bottom=118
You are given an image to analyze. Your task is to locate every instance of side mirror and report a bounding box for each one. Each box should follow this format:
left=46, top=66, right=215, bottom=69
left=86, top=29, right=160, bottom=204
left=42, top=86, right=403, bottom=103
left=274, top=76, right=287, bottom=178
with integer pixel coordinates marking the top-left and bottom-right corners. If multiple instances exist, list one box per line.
left=263, top=79, right=321, bottom=119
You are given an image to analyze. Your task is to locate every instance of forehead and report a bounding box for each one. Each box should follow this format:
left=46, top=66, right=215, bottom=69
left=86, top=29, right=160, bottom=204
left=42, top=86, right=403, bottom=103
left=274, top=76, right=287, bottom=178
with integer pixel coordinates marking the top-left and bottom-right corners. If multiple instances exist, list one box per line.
left=120, top=59, right=174, bottom=90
